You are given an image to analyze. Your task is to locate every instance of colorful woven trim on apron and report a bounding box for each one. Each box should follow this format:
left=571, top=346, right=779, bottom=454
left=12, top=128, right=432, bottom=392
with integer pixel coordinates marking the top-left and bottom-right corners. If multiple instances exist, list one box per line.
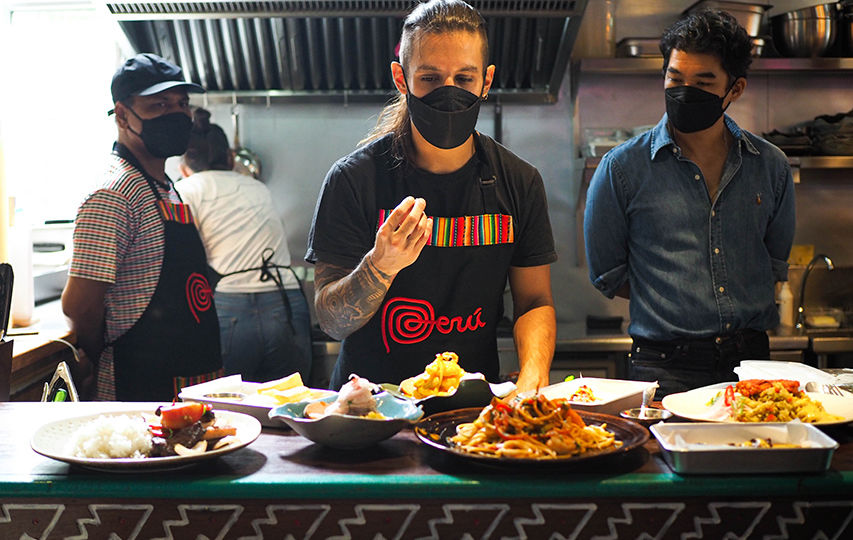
left=157, top=200, right=195, bottom=225
left=378, top=210, right=514, bottom=247
left=173, top=369, right=225, bottom=399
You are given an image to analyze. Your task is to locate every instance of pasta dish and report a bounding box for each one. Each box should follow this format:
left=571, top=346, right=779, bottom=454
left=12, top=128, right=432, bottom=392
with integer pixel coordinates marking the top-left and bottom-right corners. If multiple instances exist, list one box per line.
left=709, top=379, right=843, bottom=423
left=450, top=395, right=622, bottom=459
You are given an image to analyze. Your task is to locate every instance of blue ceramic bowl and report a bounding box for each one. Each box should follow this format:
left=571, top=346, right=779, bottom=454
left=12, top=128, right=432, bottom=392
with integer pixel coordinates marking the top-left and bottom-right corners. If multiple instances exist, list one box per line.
left=268, top=392, right=424, bottom=449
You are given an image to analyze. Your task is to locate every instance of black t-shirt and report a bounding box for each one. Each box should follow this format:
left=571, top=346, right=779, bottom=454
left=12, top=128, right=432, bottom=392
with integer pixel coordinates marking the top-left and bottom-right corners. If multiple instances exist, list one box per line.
left=307, top=133, right=556, bottom=389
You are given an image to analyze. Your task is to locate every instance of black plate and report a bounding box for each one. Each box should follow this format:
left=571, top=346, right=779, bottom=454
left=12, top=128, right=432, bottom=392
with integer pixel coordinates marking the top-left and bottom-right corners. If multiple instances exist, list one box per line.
left=414, top=407, right=649, bottom=468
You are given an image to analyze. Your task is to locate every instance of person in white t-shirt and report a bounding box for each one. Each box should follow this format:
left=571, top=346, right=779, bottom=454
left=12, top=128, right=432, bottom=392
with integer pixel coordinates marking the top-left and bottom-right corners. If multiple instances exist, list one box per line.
left=176, top=107, right=311, bottom=383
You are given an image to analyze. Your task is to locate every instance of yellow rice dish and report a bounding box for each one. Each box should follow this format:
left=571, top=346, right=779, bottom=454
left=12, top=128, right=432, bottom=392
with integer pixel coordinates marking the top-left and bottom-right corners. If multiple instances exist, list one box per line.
left=727, top=381, right=843, bottom=423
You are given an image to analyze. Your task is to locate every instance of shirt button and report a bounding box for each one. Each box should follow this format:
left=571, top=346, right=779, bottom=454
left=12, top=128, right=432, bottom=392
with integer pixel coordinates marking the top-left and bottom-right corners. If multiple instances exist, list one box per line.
left=714, top=248, right=720, bottom=254
left=694, top=174, right=701, bottom=180
left=726, top=323, right=732, bottom=329
left=719, top=286, right=725, bottom=293
left=711, top=210, right=716, bottom=217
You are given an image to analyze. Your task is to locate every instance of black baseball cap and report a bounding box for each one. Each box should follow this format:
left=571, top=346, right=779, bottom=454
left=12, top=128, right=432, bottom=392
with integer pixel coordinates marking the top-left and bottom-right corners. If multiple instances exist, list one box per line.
left=108, top=53, right=204, bottom=115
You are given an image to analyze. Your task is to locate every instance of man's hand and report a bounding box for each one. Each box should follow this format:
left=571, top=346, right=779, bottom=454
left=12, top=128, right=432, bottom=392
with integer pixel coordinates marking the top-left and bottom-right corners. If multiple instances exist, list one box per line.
left=313, top=196, right=433, bottom=340
left=370, top=196, right=433, bottom=275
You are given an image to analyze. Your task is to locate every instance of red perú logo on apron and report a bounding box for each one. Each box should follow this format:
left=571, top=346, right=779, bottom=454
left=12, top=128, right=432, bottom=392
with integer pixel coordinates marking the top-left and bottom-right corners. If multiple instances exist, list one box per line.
left=185, top=272, right=213, bottom=323
left=381, top=297, right=486, bottom=353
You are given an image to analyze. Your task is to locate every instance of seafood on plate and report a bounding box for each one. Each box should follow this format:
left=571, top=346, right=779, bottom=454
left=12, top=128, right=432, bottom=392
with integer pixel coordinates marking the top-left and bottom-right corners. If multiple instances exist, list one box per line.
left=707, top=379, right=844, bottom=423
left=304, top=375, right=386, bottom=420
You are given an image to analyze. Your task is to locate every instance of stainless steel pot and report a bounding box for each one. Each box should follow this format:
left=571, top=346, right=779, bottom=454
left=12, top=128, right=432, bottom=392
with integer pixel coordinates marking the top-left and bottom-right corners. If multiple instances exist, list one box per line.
left=231, top=107, right=262, bottom=180
left=771, top=3, right=839, bottom=57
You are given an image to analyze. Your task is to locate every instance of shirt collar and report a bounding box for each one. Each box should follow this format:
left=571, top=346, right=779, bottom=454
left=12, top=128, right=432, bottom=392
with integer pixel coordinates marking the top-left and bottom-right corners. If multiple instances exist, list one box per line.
left=650, top=114, right=760, bottom=159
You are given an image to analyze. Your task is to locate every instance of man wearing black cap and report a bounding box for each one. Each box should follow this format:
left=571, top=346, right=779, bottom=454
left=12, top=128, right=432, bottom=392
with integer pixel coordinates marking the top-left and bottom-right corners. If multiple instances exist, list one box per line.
left=62, top=53, right=224, bottom=401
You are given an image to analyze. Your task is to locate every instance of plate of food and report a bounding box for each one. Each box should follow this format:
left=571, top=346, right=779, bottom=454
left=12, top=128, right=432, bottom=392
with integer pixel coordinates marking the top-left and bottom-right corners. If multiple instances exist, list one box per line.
left=650, top=422, right=839, bottom=475
left=31, top=403, right=261, bottom=472
left=414, top=394, right=649, bottom=468
left=521, top=377, right=659, bottom=417
left=179, top=373, right=335, bottom=427
left=269, top=374, right=423, bottom=449
left=661, top=379, right=853, bottom=425
left=381, top=351, right=515, bottom=416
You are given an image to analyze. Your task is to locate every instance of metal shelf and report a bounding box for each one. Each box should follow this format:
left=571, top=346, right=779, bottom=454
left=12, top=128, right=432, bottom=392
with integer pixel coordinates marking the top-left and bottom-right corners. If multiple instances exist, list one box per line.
left=790, top=156, right=853, bottom=169
left=578, top=57, right=853, bottom=74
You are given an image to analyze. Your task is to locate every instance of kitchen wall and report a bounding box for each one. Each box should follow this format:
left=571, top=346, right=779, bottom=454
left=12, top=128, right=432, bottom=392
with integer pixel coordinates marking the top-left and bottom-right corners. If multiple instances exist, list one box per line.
left=186, top=73, right=584, bottom=325
left=189, top=0, right=853, bottom=330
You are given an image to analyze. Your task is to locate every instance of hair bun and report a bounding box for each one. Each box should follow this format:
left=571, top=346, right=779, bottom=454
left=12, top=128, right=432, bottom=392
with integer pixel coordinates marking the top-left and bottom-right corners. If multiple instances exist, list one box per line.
left=192, top=107, right=212, bottom=132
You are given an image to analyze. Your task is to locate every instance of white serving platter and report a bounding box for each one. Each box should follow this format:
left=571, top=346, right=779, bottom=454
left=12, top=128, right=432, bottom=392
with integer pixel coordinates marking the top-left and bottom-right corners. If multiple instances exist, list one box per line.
left=179, top=375, right=334, bottom=428
left=522, top=377, right=658, bottom=417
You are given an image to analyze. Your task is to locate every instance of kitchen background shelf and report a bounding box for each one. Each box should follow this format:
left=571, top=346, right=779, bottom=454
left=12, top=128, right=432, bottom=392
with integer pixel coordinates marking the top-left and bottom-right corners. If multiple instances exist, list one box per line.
left=578, top=57, right=853, bottom=74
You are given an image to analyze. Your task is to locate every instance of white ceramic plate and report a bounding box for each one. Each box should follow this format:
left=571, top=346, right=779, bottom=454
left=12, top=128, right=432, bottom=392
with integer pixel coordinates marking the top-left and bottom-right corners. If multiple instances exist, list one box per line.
left=31, top=410, right=262, bottom=471
left=522, top=377, right=658, bottom=417
left=662, top=387, right=853, bottom=426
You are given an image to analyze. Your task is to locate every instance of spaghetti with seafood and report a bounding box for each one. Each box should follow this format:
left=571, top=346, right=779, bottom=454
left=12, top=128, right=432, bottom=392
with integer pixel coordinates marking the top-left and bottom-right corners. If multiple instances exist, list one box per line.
left=450, top=395, right=622, bottom=459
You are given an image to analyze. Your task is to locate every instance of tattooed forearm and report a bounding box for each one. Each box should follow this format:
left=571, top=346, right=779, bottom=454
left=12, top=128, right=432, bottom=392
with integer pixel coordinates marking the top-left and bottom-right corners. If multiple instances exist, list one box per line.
left=314, top=254, right=395, bottom=340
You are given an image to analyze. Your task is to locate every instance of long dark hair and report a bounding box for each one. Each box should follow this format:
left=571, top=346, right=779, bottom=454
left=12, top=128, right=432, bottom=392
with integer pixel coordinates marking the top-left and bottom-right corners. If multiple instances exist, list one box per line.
left=182, top=107, right=231, bottom=172
left=359, top=0, right=489, bottom=163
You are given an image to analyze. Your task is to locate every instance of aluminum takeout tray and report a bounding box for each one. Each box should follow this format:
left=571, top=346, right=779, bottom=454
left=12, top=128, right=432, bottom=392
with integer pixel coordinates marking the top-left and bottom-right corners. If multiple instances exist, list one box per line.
left=650, top=422, right=838, bottom=475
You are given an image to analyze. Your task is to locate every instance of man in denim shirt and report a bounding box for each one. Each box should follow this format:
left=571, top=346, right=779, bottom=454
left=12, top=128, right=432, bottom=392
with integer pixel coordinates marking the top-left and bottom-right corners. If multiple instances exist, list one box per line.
left=583, top=10, right=795, bottom=397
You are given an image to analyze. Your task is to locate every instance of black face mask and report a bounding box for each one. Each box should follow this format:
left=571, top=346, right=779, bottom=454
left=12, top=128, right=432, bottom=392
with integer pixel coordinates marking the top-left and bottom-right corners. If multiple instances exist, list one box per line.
left=126, top=108, right=193, bottom=158
left=665, top=84, right=734, bottom=134
left=407, top=84, right=483, bottom=149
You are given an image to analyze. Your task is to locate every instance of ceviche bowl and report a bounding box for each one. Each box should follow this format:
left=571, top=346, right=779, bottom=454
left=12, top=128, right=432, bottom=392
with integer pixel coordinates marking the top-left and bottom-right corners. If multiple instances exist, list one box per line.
left=269, top=392, right=424, bottom=449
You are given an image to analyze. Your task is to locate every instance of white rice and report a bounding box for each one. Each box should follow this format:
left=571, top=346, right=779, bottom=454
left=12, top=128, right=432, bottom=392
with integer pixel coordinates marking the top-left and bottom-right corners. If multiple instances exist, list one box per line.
left=65, top=414, right=153, bottom=459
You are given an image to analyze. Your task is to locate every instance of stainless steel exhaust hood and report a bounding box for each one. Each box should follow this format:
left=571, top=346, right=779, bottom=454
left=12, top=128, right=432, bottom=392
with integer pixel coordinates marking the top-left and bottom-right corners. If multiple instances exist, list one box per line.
left=105, top=1, right=588, bottom=104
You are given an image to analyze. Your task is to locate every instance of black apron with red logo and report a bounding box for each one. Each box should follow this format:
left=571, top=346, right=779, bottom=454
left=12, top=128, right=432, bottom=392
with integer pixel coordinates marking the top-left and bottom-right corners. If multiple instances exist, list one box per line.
left=111, top=147, right=223, bottom=401
left=330, top=134, right=515, bottom=389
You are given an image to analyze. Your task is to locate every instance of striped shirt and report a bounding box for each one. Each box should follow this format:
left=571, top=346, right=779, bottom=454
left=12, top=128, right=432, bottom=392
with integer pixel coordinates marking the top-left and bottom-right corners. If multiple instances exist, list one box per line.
left=69, top=150, right=177, bottom=399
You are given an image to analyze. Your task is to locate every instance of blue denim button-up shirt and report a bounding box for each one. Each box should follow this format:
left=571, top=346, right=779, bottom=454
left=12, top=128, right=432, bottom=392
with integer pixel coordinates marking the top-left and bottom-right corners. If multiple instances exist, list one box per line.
left=584, top=114, right=796, bottom=341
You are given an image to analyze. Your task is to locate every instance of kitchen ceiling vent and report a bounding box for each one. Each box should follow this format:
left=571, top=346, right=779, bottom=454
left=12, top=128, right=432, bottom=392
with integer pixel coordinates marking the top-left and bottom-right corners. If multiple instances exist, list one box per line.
left=105, top=1, right=587, bottom=103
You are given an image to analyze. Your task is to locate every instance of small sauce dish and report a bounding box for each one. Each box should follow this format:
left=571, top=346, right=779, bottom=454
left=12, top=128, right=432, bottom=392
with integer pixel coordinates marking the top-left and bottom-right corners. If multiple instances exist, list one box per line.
left=620, top=407, right=673, bottom=426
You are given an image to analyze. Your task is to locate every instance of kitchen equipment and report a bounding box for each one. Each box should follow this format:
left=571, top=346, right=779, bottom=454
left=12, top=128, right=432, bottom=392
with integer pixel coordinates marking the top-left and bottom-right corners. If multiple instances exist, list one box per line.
left=40, top=361, right=80, bottom=403
left=750, top=36, right=766, bottom=56
left=0, top=263, right=12, bottom=340
left=686, top=1, right=771, bottom=37
left=231, top=106, right=262, bottom=180
left=771, top=3, right=839, bottom=57
left=804, top=381, right=847, bottom=396
left=615, top=38, right=661, bottom=58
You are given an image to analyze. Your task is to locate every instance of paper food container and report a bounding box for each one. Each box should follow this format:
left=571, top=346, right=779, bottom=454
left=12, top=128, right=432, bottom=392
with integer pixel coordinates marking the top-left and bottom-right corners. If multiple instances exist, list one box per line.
left=525, top=377, right=658, bottom=417
left=650, top=422, right=838, bottom=475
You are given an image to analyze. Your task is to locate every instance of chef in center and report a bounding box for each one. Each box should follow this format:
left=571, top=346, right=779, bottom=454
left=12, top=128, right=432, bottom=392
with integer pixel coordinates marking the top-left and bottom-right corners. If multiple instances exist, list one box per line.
left=306, top=0, right=557, bottom=393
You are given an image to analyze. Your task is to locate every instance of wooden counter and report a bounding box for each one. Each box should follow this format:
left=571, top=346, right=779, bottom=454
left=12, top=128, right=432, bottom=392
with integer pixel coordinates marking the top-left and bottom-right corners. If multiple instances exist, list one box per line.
left=1, top=401, right=852, bottom=538
left=4, top=301, right=74, bottom=399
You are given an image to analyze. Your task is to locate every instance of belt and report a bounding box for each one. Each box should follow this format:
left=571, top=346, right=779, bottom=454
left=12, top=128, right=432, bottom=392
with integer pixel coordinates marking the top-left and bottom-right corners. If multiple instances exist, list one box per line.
left=632, top=328, right=767, bottom=354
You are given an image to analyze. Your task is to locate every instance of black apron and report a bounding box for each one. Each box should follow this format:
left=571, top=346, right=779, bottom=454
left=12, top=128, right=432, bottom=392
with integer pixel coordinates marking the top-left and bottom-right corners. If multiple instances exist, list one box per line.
left=111, top=146, right=223, bottom=401
left=331, top=134, right=514, bottom=388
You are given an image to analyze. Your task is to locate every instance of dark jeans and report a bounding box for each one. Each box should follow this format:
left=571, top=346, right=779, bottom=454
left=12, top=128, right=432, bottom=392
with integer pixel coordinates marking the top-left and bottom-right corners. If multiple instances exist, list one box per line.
left=215, top=289, right=312, bottom=383
left=628, top=329, right=770, bottom=398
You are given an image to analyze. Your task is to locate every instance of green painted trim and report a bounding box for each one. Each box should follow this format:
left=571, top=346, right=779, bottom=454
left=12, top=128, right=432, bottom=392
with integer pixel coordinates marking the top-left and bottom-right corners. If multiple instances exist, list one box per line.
left=2, top=471, right=852, bottom=500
